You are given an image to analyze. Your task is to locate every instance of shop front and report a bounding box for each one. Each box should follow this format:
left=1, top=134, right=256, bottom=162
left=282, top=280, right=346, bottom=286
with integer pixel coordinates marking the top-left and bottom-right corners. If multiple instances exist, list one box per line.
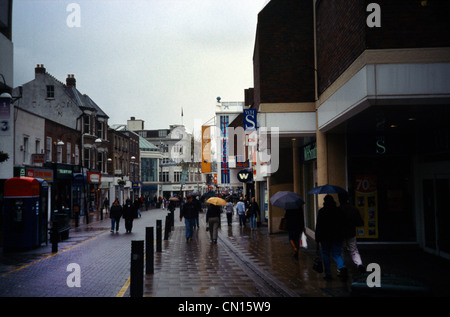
left=344, top=104, right=450, bottom=254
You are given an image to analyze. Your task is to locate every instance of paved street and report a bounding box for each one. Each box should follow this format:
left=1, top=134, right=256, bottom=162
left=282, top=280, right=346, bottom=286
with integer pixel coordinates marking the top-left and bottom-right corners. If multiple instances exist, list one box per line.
left=1, top=207, right=450, bottom=299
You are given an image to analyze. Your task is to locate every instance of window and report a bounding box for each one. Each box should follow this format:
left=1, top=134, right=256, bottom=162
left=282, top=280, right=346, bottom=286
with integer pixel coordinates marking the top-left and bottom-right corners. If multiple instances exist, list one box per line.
left=66, top=142, right=71, bottom=164
left=174, top=171, right=181, bottom=183
left=159, top=171, right=169, bottom=183
left=97, top=121, right=103, bottom=139
left=84, top=149, right=90, bottom=168
left=97, top=152, right=103, bottom=172
left=83, top=115, right=90, bottom=134
left=57, top=142, right=62, bottom=163
left=75, top=145, right=79, bottom=165
left=35, top=139, right=41, bottom=154
left=46, top=137, right=52, bottom=162
left=46, top=85, right=54, bottom=98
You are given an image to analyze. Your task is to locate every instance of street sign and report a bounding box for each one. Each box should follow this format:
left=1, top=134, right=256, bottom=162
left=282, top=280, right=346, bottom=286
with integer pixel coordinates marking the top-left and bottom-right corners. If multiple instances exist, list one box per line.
left=237, top=169, right=253, bottom=183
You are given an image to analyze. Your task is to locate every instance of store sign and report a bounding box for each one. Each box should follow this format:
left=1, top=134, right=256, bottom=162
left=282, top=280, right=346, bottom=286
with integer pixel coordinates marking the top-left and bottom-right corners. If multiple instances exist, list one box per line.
left=237, top=169, right=253, bottom=183
left=88, top=172, right=101, bottom=183
left=243, top=109, right=257, bottom=131
left=0, top=97, right=11, bottom=136
left=355, top=174, right=378, bottom=239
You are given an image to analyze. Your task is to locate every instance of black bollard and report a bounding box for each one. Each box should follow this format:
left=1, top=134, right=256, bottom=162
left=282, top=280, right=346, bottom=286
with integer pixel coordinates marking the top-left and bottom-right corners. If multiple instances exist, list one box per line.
left=146, top=227, right=154, bottom=275
left=156, top=219, right=162, bottom=252
left=164, top=215, right=170, bottom=240
left=51, top=223, right=59, bottom=253
left=130, top=240, right=144, bottom=297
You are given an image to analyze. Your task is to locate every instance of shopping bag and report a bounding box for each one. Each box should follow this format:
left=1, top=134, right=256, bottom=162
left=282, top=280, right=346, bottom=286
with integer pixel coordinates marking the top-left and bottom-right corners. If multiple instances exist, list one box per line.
left=300, top=232, right=308, bottom=249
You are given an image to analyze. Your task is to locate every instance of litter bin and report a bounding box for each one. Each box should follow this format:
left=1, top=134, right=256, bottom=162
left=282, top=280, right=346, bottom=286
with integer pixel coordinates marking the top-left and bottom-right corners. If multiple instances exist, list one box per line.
left=2, top=177, right=49, bottom=251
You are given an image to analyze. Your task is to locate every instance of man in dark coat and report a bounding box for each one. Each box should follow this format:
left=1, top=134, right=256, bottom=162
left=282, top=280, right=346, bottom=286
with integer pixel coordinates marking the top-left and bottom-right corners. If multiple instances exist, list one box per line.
left=180, top=195, right=196, bottom=241
left=110, top=198, right=122, bottom=233
left=315, top=195, right=347, bottom=280
left=123, top=198, right=137, bottom=233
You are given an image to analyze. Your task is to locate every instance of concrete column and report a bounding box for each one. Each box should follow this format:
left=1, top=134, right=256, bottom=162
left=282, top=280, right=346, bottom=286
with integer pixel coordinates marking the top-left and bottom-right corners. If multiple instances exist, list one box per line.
left=292, top=138, right=302, bottom=195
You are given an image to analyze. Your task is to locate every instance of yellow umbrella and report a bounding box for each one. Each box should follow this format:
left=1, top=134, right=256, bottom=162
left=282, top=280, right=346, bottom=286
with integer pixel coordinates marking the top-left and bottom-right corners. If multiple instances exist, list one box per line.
left=206, top=197, right=227, bottom=206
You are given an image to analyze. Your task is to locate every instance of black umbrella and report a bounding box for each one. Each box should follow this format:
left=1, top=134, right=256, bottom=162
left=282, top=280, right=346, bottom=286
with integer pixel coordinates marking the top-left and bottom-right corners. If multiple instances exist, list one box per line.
left=270, top=191, right=305, bottom=210
left=308, top=184, right=347, bottom=195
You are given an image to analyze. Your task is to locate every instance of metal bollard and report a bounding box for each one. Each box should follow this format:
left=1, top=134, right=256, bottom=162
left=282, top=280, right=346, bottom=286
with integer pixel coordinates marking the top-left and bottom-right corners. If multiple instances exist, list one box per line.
left=146, top=227, right=154, bottom=275
left=130, top=240, right=144, bottom=297
left=164, top=215, right=170, bottom=240
left=51, top=223, right=59, bottom=253
left=156, top=219, right=162, bottom=252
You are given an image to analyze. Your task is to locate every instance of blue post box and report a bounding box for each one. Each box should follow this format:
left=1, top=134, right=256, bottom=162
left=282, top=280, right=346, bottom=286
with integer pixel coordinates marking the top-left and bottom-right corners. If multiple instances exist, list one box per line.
left=3, top=177, right=49, bottom=250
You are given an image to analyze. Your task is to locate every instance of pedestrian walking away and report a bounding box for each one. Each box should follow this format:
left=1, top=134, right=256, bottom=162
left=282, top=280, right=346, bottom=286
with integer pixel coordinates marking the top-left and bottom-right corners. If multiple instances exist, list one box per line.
left=134, top=196, right=142, bottom=218
left=206, top=203, right=222, bottom=243
left=225, top=198, right=234, bottom=227
left=193, top=196, right=202, bottom=229
left=180, top=194, right=197, bottom=241
left=284, top=206, right=305, bottom=259
left=339, top=192, right=365, bottom=273
left=123, top=198, right=137, bottom=233
left=247, top=197, right=260, bottom=230
left=236, top=197, right=246, bottom=227
left=110, top=198, right=122, bottom=233
left=315, top=195, right=347, bottom=280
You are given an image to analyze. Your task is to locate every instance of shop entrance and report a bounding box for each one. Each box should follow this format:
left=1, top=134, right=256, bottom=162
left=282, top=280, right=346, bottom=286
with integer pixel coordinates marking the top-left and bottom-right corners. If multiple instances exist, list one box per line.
left=422, top=163, right=450, bottom=259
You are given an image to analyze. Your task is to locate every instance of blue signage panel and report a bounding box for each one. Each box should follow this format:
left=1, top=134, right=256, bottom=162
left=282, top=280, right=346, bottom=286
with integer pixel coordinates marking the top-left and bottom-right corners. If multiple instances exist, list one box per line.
left=243, top=109, right=257, bottom=131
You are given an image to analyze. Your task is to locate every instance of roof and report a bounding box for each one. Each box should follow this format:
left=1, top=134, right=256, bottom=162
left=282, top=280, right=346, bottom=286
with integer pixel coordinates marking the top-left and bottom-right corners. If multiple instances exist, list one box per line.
left=139, top=136, right=158, bottom=151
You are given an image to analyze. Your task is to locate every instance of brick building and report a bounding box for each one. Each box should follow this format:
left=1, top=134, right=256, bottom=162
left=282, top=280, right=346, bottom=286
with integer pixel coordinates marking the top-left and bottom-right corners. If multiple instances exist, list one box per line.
left=243, top=0, right=450, bottom=258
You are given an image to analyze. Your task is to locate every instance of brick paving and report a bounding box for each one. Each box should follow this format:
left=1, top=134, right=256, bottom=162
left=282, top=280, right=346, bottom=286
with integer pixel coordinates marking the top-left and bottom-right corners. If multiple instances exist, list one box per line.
left=1, top=206, right=450, bottom=298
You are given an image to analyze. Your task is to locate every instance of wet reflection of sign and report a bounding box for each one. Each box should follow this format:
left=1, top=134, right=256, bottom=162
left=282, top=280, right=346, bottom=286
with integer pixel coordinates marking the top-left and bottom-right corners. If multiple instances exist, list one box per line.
left=355, top=175, right=378, bottom=239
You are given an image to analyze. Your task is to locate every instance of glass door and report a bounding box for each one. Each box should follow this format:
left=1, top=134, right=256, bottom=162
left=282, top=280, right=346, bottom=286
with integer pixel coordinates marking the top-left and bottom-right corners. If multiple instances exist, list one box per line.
left=422, top=174, right=450, bottom=259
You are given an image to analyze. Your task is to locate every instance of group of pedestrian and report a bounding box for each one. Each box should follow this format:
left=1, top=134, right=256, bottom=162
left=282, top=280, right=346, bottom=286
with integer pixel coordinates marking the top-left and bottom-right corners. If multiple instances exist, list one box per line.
left=235, top=196, right=260, bottom=230
left=315, top=193, right=365, bottom=280
left=109, top=198, right=140, bottom=234
left=282, top=192, right=364, bottom=280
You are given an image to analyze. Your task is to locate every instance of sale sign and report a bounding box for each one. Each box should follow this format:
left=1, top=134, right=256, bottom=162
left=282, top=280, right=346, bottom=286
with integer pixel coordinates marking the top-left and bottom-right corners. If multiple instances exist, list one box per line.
left=355, top=175, right=378, bottom=239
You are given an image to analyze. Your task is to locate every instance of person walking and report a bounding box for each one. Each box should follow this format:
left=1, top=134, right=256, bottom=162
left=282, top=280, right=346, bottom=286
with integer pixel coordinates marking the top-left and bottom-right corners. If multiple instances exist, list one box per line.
left=247, top=197, right=260, bottom=230
left=285, top=207, right=305, bottom=259
left=180, top=195, right=197, bottom=241
left=206, top=203, right=222, bottom=243
left=110, top=198, right=122, bottom=233
left=236, top=197, right=246, bottom=227
left=339, top=192, right=365, bottom=273
left=315, top=195, right=347, bottom=280
left=134, top=196, right=142, bottom=218
left=123, top=198, right=137, bottom=233
left=225, top=198, right=234, bottom=227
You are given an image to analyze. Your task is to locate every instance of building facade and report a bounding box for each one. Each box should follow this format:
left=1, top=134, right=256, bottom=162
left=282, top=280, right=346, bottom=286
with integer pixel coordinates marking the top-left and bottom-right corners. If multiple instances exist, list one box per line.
left=241, top=0, right=450, bottom=259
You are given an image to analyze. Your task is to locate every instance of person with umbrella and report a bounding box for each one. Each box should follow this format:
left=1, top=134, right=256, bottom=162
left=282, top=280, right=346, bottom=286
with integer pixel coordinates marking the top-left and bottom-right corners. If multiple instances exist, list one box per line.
left=315, top=195, right=347, bottom=280
left=205, top=197, right=225, bottom=243
left=270, top=191, right=305, bottom=259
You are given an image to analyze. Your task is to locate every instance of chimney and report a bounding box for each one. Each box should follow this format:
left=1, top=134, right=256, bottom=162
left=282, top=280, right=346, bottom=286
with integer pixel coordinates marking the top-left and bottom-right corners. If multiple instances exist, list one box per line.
left=66, top=74, right=76, bottom=87
left=35, top=64, right=46, bottom=75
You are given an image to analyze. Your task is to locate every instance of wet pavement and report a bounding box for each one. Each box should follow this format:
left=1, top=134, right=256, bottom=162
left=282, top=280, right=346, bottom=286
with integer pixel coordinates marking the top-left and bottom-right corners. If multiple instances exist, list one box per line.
left=1, top=207, right=449, bottom=298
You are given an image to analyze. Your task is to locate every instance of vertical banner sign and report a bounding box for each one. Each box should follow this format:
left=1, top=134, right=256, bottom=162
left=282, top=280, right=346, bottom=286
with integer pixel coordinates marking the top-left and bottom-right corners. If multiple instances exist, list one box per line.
left=220, top=115, right=229, bottom=184
left=354, top=175, right=378, bottom=238
left=243, top=109, right=257, bottom=131
left=201, top=126, right=211, bottom=173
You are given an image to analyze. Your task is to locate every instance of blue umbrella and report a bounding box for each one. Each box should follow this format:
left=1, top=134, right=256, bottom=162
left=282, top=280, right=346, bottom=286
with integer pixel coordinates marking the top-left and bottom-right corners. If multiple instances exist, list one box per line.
left=308, top=184, right=347, bottom=194
left=270, top=191, right=305, bottom=210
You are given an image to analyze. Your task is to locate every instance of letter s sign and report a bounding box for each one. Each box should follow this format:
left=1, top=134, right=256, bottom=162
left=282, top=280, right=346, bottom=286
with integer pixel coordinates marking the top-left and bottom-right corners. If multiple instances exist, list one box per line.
left=244, top=109, right=257, bottom=132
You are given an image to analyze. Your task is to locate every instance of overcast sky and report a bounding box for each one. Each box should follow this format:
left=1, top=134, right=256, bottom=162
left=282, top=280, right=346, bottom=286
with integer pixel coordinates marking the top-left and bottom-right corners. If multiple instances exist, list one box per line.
left=12, top=0, right=268, bottom=137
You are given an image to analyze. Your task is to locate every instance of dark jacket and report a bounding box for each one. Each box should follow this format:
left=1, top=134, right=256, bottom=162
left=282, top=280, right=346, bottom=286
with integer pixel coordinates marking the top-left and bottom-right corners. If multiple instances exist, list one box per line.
left=247, top=201, right=260, bottom=217
left=285, top=208, right=305, bottom=232
left=123, top=201, right=137, bottom=220
left=180, top=201, right=196, bottom=219
left=341, top=203, right=364, bottom=238
left=206, top=204, right=221, bottom=221
left=110, top=204, right=122, bottom=219
left=315, top=202, right=345, bottom=243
